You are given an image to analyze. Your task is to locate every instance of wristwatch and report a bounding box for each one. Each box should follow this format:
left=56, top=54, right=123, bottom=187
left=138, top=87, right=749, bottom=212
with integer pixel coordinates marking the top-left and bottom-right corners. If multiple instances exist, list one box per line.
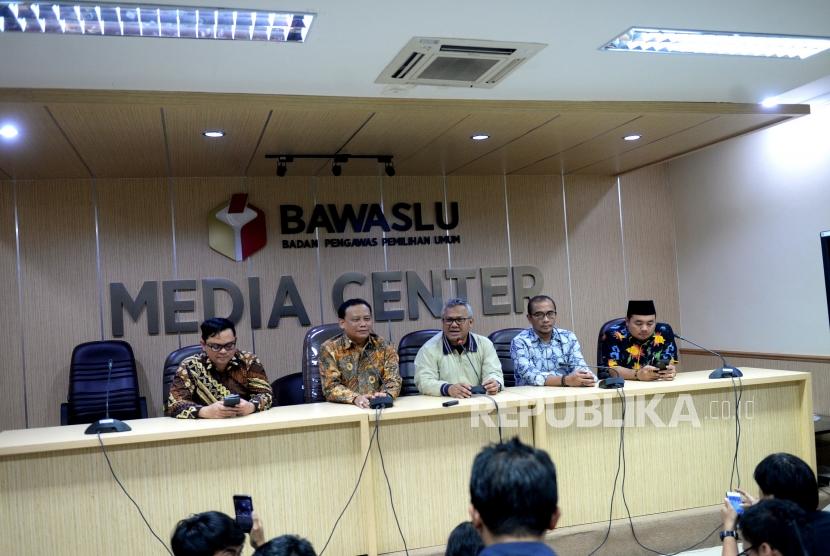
left=719, top=530, right=738, bottom=541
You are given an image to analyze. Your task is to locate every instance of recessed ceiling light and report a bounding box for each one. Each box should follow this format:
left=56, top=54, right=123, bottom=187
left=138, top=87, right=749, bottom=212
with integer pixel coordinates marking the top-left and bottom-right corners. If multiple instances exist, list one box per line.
left=602, top=27, right=830, bottom=59
left=0, top=124, right=19, bottom=139
left=202, top=130, right=225, bottom=138
left=623, top=134, right=641, bottom=141
left=0, top=2, right=315, bottom=43
left=761, top=97, right=779, bottom=108
left=471, top=134, right=490, bottom=141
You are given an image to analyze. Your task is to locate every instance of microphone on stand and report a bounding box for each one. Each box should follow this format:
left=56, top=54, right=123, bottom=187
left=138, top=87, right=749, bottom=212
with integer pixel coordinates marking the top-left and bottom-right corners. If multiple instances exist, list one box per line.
left=674, top=333, right=742, bottom=379
left=85, top=358, right=132, bottom=434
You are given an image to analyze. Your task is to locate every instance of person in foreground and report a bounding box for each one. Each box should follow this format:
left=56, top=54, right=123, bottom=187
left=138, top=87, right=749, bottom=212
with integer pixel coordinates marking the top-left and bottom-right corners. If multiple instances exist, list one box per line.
left=469, top=438, right=560, bottom=556
left=171, top=510, right=265, bottom=556
left=253, top=534, right=316, bottom=556
left=720, top=499, right=808, bottom=556
left=724, top=452, right=830, bottom=556
left=415, top=298, right=504, bottom=398
left=445, top=521, right=484, bottom=556
left=598, top=299, right=678, bottom=381
left=319, top=298, right=402, bottom=409
left=165, top=318, right=273, bottom=419
left=511, top=295, right=595, bottom=387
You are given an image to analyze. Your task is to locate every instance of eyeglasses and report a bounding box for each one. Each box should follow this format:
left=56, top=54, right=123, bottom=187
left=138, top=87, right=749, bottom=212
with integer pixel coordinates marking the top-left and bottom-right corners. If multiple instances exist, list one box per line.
left=531, top=311, right=557, bottom=320
left=442, top=317, right=471, bottom=325
left=737, top=546, right=754, bottom=556
left=206, top=341, right=237, bottom=352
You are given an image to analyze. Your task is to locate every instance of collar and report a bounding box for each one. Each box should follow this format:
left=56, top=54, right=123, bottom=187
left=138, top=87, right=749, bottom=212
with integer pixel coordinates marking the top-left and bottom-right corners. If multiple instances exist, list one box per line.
left=338, top=332, right=380, bottom=349
left=441, top=333, right=478, bottom=355
left=200, top=350, right=242, bottom=372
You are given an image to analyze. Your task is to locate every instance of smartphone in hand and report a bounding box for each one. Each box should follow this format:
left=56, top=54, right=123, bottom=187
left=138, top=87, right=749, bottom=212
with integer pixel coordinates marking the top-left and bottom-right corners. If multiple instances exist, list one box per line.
left=233, top=494, right=254, bottom=532
left=726, top=491, right=744, bottom=515
left=223, top=394, right=241, bottom=407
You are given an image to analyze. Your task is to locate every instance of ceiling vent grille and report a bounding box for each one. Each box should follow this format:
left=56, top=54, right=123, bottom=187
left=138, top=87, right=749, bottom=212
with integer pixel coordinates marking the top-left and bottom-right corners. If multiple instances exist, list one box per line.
left=376, top=37, right=546, bottom=88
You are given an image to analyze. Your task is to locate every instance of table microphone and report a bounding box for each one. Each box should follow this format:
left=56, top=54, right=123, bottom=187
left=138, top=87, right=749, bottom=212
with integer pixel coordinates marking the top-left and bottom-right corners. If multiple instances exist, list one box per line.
left=674, top=333, right=742, bottom=379
left=85, top=358, right=133, bottom=434
left=563, top=363, right=624, bottom=389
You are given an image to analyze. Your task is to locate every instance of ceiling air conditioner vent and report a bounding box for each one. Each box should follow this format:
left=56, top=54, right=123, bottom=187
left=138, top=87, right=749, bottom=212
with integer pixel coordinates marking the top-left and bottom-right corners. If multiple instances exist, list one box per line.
left=376, top=37, right=546, bottom=88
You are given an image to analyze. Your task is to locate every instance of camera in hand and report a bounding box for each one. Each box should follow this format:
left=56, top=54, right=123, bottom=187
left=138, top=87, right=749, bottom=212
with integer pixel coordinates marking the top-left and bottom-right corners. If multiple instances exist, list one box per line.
left=233, top=494, right=254, bottom=532
left=369, top=394, right=394, bottom=409
left=223, top=394, right=240, bottom=407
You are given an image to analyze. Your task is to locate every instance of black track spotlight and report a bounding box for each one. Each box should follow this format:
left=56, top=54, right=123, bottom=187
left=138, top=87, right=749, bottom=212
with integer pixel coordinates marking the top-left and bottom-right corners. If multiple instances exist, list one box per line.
left=273, top=155, right=293, bottom=178
left=276, top=162, right=287, bottom=177
left=331, top=163, right=342, bottom=176
left=384, top=162, right=395, bottom=177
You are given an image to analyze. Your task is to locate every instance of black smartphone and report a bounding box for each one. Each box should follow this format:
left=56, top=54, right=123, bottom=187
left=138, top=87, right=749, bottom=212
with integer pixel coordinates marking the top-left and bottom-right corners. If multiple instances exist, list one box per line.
left=656, top=358, right=671, bottom=371
left=223, top=394, right=240, bottom=407
left=233, top=494, right=254, bottom=532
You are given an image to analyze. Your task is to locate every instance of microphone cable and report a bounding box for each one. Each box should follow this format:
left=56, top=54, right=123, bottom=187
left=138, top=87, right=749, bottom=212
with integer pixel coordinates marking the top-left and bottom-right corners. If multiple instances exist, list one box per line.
left=319, top=419, right=378, bottom=556
left=374, top=407, right=410, bottom=556
left=464, top=349, right=503, bottom=444
left=96, top=433, right=174, bottom=555
left=729, top=375, right=744, bottom=491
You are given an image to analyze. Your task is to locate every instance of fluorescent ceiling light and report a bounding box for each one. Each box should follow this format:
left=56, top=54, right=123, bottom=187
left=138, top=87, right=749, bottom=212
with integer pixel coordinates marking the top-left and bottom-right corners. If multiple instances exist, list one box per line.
left=0, top=2, right=314, bottom=42
left=602, top=27, right=830, bottom=59
left=470, top=134, right=490, bottom=141
left=623, top=134, right=641, bottom=141
left=202, top=130, right=225, bottom=138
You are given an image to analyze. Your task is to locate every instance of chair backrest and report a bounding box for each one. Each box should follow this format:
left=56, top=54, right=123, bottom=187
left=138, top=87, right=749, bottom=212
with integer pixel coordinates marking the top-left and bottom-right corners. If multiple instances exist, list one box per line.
left=301, top=323, right=343, bottom=403
left=487, top=328, right=524, bottom=387
left=271, top=372, right=305, bottom=406
left=66, top=340, right=143, bottom=425
left=596, top=317, right=625, bottom=366
left=162, top=345, right=202, bottom=402
left=396, top=329, right=440, bottom=396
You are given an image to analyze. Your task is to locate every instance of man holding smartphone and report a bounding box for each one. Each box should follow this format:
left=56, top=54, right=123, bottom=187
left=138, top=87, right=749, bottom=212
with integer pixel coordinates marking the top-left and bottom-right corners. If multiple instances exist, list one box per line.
left=598, top=300, right=678, bottom=382
left=165, top=317, right=273, bottom=419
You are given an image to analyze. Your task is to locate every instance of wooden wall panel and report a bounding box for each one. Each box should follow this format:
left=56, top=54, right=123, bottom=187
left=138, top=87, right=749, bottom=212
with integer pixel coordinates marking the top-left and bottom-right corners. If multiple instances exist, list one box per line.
left=315, top=176, right=385, bottom=324
left=564, top=175, right=627, bottom=365
left=446, top=176, right=516, bottom=335
left=506, top=175, right=572, bottom=332
left=97, top=178, right=180, bottom=416
left=246, top=176, right=321, bottom=378
left=17, top=179, right=100, bottom=427
left=171, top=177, right=252, bottom=348
left=381, top=176, right=450, bottom=343
left=619, top=165, right=681, bottom=329
left=0, top=182, right=25, bottom=430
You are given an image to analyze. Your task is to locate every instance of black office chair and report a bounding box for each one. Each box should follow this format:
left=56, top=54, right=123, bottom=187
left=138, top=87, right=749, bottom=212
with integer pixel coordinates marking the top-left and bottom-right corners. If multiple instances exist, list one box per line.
left=301, top=323, right=343, bottom=403
left=596, top=317, right=625, bottom=368
left=396, top=329, right=440, bottom=396
left=271, top=372, right=305, bottom=406
left=488, top=328, right=524, bottom=387
left=162, top=344, right=202, bottom=402
left=61, top=340, right=148, bottom=426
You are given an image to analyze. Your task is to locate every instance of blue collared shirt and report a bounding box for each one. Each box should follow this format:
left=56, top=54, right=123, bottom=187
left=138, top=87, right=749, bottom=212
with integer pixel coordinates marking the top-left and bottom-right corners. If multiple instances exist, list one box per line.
left=510, top=327, right=592, bottom=386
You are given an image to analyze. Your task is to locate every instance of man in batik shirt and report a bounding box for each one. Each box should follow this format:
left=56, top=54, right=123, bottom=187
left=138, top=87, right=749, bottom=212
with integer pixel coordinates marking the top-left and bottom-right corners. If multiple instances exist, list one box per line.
left=165, top=317, right=273, bottom=419
left=320, top=299, right=402, bottom=408
left=511, top=295, right=595, bottom=387
left=598, top=300, right=678, bottom=381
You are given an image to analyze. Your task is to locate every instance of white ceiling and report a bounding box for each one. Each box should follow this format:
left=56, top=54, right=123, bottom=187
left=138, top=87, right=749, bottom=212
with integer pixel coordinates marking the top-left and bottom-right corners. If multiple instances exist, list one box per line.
left=2, top=0, right=830, bottom=104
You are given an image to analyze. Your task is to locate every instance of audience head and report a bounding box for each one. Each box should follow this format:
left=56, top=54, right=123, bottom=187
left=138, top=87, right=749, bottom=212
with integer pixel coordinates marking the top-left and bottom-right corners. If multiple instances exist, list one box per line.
left=445, top=521, right=484, bottom=556
left=337, top=298, right=373, bottom=346
left=171, top=511, right=245, bottom=556
left=753, top=452, right=819, bottom=512
left=442, top=298, right=474, bottom=345
left=526, top=295, right=557, bottom=338
left=253, top=535, right=316, bottom=556
left=739, top=498, right=808, bottom=556
left=625, top=300, right=657, bottom=340
left=469, top=437, right=559, bottom=543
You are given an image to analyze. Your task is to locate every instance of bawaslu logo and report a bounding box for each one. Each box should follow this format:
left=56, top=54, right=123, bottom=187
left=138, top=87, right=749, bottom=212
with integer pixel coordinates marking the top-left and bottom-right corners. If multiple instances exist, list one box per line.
left=208, top=193, right=267, bottom=261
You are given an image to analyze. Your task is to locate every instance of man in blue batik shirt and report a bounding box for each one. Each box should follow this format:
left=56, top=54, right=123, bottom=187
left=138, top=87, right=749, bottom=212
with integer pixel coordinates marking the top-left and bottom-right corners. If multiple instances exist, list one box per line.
left=510, top=295, right=596, bottom=387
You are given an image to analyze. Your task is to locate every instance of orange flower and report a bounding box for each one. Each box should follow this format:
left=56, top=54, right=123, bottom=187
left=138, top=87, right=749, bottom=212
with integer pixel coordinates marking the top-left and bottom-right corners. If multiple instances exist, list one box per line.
left=653, top=334, right=665, bottom=346
left=626, top=345, right=642, bottom=358
left=614, top=331, right=624, bottom=341
left=608, top=360, right=618, bottom=367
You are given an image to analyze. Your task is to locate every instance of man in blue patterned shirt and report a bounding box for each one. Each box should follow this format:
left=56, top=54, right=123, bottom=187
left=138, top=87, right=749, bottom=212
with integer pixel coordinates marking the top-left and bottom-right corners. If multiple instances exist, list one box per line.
left=510, top=295, right=596, bottom=387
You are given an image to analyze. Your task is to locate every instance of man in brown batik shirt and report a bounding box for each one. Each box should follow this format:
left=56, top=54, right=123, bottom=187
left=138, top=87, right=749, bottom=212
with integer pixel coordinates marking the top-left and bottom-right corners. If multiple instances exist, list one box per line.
left=319, top=299, right=402, bottom=408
